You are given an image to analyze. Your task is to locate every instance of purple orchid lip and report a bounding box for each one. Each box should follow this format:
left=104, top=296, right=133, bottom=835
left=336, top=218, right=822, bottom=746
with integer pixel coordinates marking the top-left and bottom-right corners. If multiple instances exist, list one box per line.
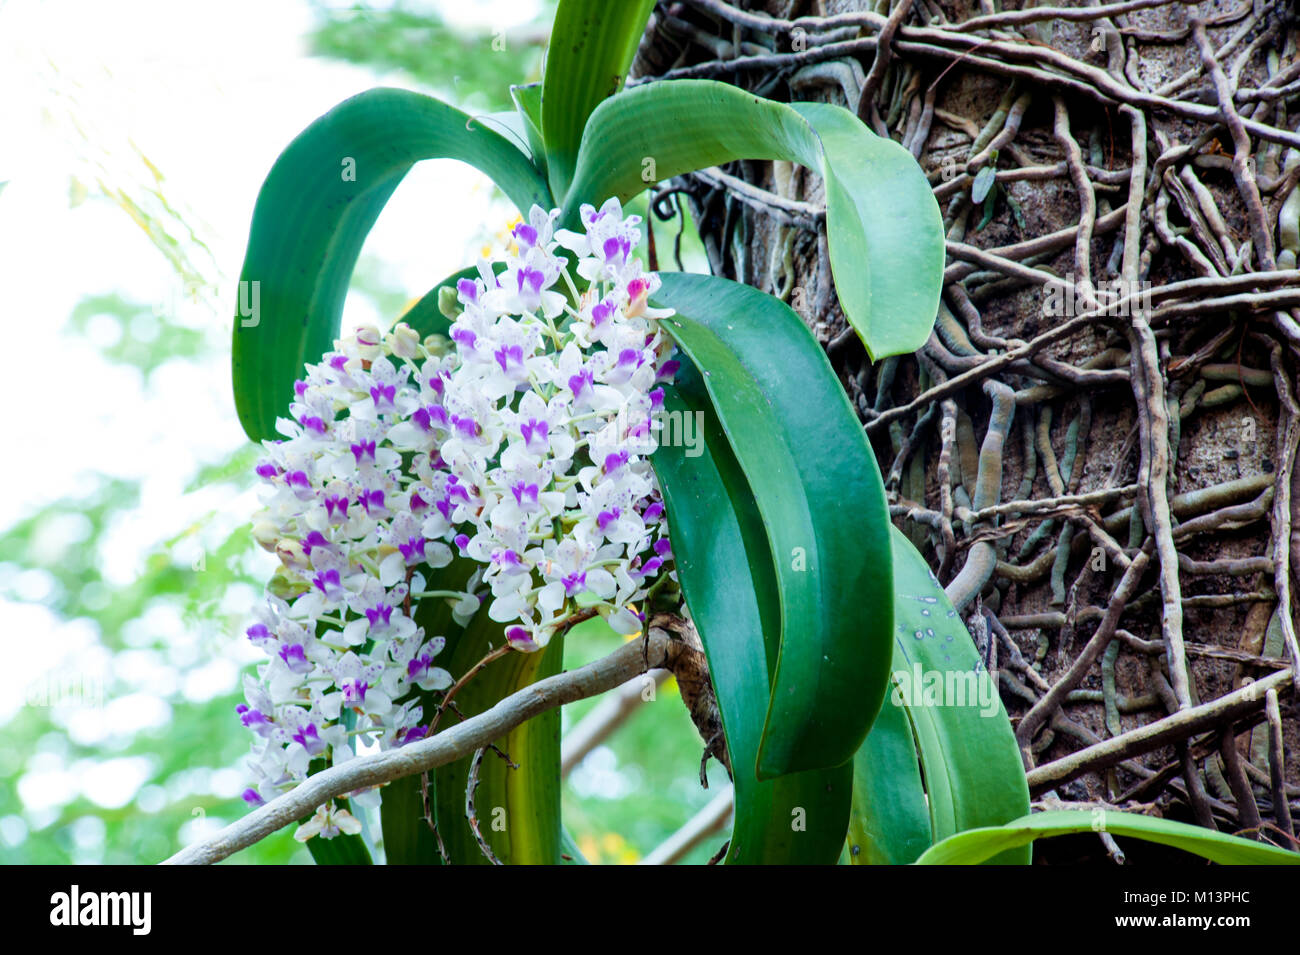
left=241, top=788, right=265, bottom=807
left=456, top=278, right=479, bottom=303
left=246, top=623, right=272, bottom=642
left=341, top=680, right=368, bottom=705
left=657, top=360, right=681, bottom=381
left=513, top=222, right=538, bottom=247
left=505, top=625, right=538, bottom=650
left=568, top=368, right=594, bottom=398
left=294, top=723, right=327, bottom=755
left=324, top=494, right=350, bottom=520
left=301, top=531, right=330, bottom=556
left=365, top=603, right=393, bottom=628
left=235, top=704, right=269, bottom=728
left=511, top=481, right=539, bottom=507
left=597, top=507, right=621, bottom=531
left=451, top=415, right=480, bottom=440
left=413, top=406, right=448, bottom=432
left=407, top=653, right=433, bottom=680
left=398, top=535, right=427, bottom=562
left=562, top=571, right=587, bottom=596
left=494, top=344, right=525, bottom=374
left=516, top=267, right=545, bottom=295
left=604, top=450, right=630, bottom=474
left=312, top=568, right=343, bottom=600
left=492, top=548, right=522, bottom=569
left=279, top=643, right=310, bottom=673
left=521, top=418, right=549, bottom=448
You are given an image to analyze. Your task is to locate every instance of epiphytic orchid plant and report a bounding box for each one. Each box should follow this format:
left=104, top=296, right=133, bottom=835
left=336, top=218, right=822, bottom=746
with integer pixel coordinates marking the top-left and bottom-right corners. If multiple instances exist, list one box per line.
left=201, top=1, right=1296, bottom=866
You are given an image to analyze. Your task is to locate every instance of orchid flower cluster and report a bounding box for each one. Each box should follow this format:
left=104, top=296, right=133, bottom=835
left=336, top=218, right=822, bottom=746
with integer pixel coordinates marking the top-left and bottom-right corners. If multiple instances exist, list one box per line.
left=235, top=199, right=680, bottom=827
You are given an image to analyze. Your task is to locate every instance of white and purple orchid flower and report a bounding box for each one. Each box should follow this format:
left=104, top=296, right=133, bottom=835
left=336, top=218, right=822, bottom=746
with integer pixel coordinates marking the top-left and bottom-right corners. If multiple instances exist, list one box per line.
left=237, top=201, right=677, bottom=835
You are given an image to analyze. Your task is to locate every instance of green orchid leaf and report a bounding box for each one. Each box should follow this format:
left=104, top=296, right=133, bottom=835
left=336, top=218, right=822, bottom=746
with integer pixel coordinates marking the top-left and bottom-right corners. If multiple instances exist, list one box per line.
left=541, top=0, right=655, bottom=200
left=564, top=80, right=943, bottom=359
left=887, top=526, right=1030, bottom=863
left=656, top=368, right=850, bottom=863
left=650, top=272, right=894, bottom=780
left=511, top=83, right=548, bottom=181
left=918, top=810, right=1300, bottom=865
left=231, top=87, right=551, bottom=443
left=304, top=830, right=373, bottom=865
left=431, top=607, right=567, bottom=865
left=378, top=558, right=477, bottom=866
left=845, top=684, right=931, bottom=865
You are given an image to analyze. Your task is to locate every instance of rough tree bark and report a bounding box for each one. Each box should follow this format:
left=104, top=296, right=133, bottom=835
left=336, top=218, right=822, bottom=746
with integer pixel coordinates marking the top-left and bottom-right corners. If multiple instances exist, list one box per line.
left=635, top=0, right=1300, bottom=853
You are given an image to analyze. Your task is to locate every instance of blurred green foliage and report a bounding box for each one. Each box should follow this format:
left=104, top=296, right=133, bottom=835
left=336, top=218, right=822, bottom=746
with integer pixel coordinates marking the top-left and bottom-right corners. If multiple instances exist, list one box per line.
left=306, top=1, right=555, bottom=111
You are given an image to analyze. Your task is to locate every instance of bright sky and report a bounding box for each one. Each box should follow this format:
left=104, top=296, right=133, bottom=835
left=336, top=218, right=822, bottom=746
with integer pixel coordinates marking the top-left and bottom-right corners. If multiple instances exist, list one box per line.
left=0, top=0, right=538, bottom=832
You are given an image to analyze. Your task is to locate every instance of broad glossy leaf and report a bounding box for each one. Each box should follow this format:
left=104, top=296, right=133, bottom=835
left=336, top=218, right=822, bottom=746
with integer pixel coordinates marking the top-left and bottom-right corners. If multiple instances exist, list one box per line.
left=917, top=810, right=1300, bottom=865
left=846, top=685, right=931, bottom=865
left=656, top=370, right=850, bottom=863
left=889, top=526, right=1030, bottom=863
left=541, top=0, right=655, bottom=200
left=565, top=80, right=943, bottom=359
left=651, top=272, right=894, bottom=779
left=231, top=87, right=550, bottom=442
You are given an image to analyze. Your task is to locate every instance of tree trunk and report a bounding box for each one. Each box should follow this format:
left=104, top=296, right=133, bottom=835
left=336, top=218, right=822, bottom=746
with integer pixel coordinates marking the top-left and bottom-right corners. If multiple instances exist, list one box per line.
left=636, top=0, right=1300, bottom=850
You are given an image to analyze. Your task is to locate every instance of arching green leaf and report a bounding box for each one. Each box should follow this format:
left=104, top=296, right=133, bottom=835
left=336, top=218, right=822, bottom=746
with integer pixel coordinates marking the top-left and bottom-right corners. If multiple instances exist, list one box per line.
left=656, top=369, right=851, bottom=863
left=918, top=810, right=1300, bottom=865
left=565, top=80, right=943, bottom=359
left=651, top=272, right=894, bottom=779
left=888, top=527, right=1030, bottom=863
